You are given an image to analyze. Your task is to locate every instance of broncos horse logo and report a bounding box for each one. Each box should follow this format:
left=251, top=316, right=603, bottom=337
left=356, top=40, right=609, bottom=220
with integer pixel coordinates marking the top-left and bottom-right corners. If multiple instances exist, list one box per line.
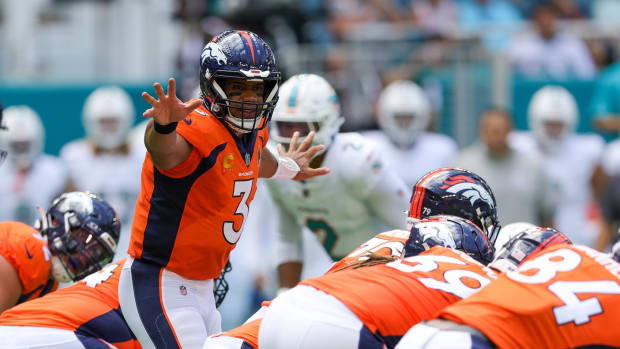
left=202, top=42, right=227, bottom=65
left=440, top=175, right=495, bottom=208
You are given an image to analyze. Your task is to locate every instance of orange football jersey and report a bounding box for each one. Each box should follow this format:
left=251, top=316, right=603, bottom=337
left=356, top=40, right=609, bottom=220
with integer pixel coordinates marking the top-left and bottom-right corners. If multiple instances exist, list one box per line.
left=302, top=246, right=498, bottom=345
left=128, top=106, right=269, bottom=279
left=0, top=258, right=140, bottom=349
left=0, top=221, right=57, bottom=304
left=441, top=244, right=620, bottom=348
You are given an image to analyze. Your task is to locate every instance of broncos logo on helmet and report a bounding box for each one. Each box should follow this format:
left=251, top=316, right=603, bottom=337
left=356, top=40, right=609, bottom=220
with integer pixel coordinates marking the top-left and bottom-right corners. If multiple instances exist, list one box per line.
left=408, top=168, right=501, bottom=246
left=440, top=175, right=495, bottom=209
left=404, top=215, right=494, bottom=265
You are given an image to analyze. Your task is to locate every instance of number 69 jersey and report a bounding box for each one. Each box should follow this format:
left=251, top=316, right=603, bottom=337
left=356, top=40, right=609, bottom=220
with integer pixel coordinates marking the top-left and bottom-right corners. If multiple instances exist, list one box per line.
left=266, top=132, right=410, bottom=262
left=301, top=246, right=498, bottom=345
left=440, top=244, right=620, bottom=348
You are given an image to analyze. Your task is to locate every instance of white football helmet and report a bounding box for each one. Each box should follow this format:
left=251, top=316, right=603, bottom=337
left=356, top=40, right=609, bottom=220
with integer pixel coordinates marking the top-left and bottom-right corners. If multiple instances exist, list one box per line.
left=0, top=106, right=44, bottom=169
left=527, top=85, right=578, bottom=153
left=82, top=86, right=135, bottom=149
left=377, top=80, right=431, bottom=149
left=270, top=74, right=344, bottom=151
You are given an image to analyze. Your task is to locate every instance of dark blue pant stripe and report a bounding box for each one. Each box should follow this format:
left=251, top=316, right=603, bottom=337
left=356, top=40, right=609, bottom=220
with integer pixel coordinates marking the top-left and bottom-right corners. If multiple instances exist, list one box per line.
left=131, top=258, right=180, bottom=348
left=359, top=326, right=385, bottom=349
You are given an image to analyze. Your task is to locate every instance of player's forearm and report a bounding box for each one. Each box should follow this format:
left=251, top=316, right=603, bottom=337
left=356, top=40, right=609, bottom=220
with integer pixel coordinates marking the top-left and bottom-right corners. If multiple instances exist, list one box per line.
left=259, top=148, right=278, bottom=178
left=145, top=121, right=192, bottom=170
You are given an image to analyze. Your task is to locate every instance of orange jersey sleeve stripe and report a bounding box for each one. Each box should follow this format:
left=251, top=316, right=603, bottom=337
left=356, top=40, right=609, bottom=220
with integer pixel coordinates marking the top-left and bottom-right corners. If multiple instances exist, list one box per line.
left=216, top=318, right=261, bottom=349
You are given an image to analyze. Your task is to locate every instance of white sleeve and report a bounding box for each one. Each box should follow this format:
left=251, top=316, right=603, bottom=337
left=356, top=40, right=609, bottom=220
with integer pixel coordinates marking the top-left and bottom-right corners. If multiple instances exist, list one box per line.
left=267, top=182, right=304, bottom=266
left=363, top=166, right=411, bottom=231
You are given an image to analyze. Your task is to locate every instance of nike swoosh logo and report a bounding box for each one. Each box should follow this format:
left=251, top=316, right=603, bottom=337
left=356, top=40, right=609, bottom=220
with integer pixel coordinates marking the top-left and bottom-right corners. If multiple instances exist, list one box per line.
left=183, top=118, right=192, bottom=125
left=24, top=244, right=33, bottom=259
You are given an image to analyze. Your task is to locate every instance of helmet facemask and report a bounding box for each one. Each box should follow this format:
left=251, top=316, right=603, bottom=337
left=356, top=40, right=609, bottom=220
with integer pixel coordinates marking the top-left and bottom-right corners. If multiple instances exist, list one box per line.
left=202, top=72, right=280, bottom=134
left=42, top=210, right=116, bottom=282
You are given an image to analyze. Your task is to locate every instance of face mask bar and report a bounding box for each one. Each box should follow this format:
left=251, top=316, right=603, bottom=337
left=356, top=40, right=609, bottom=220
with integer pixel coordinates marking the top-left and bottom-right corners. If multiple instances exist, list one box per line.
left=205, top=71, right=280, bottom=133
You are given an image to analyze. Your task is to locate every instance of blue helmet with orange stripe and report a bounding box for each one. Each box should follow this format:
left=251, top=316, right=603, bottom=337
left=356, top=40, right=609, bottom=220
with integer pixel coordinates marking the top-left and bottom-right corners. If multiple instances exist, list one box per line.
left=407, top=168, right=500, bottom=247
left=489, top=227, right=571, bottom=273
left=403, top=215, right=494, bottom=265
left=199, top=30, right=281, bottom=134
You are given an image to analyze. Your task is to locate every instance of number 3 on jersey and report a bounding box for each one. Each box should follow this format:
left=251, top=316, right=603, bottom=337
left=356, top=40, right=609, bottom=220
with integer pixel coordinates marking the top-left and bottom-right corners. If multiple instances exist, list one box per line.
left=223, top=179, right=253, bottom=244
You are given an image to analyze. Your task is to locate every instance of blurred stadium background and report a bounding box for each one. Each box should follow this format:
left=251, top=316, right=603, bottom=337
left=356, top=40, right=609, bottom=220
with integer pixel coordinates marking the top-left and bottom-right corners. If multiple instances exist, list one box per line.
left=3, top=0, right=620, bottom=330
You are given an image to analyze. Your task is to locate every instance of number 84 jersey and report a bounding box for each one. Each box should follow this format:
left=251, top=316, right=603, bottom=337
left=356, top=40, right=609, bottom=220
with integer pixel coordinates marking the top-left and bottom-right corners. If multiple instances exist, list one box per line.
left=440, top=244, right=620, bottom=348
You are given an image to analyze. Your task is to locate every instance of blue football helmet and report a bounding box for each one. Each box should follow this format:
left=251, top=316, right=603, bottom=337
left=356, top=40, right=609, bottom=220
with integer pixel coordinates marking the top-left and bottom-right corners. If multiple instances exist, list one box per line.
left=408, top=168, right=500, bottom=246
left=38, top=191, right=120, bottom=282
left=403, top=215, right=494, bottom=265
left=490, top=227, right=571, bottom=273
left=0, top=101, right=6, bottom=166
left=199, top=30, right=281, bottom=134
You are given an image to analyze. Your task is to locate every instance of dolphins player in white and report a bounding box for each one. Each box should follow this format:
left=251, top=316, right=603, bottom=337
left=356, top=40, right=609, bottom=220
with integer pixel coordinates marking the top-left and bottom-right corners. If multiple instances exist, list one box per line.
left=60, top=86, right=145, bottom=261
left=0, top=106, right=67, bottom=224
left=510, top=85, right=607, bottom=247
left=265, top=73, right=411, bottom=291
left=363, top=80, right=458, bottom=187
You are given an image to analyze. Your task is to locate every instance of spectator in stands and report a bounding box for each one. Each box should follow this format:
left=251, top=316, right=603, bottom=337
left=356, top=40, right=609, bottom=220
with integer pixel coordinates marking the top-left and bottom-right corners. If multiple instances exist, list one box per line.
left=456, top=108, right=553, bottom=226
left=411, top=0, right=457, bottom=38
left=458, top=0, right=523, bottom=52
left=60, top=86, right=144, bottom=262
left=0, top=106, right=67, bottom=224
left=507, top=4, right=596, bottom=79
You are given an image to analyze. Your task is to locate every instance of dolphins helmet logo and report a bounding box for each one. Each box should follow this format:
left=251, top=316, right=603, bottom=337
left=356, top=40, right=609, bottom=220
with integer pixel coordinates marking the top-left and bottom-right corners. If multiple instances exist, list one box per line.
left=202, top=42, right=227, bottom=66
left=440, top=175, right=495, bottom=209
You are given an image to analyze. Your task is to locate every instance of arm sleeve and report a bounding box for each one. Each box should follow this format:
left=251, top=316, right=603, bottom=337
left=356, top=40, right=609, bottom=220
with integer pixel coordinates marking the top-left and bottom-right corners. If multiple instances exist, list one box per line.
left=267, top=182, right=304, bottom=266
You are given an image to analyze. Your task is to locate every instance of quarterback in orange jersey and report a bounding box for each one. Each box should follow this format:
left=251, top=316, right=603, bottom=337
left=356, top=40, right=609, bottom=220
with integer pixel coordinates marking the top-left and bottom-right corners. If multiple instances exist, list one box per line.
left=119, top=30, right=329, bottom=349
left=257, top=215, right=496, bottom=349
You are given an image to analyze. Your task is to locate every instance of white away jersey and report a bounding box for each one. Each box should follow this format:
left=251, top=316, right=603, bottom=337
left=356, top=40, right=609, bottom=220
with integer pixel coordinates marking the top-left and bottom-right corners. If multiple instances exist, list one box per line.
left=60, top=139, right=145, bottom=261
left=509, top=131, right=605, bottom=246
left=266, top=132, right=410, bottom=262
left=0, top=155, right=67, bottom=224
left=362, top=130, right=458, bottom=187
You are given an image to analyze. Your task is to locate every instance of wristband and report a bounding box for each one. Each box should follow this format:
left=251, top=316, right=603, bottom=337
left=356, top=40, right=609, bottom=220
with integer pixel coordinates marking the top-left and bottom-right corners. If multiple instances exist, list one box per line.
left=272, top=156, right=300, bottom=179
left=153, top=121, right=178, bottom=134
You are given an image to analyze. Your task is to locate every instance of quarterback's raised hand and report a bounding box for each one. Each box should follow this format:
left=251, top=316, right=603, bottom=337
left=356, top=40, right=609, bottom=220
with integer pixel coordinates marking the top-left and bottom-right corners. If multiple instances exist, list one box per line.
left=141, top=78, right=202, bottom=125
left=277, top=131, right=330, bottom=181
